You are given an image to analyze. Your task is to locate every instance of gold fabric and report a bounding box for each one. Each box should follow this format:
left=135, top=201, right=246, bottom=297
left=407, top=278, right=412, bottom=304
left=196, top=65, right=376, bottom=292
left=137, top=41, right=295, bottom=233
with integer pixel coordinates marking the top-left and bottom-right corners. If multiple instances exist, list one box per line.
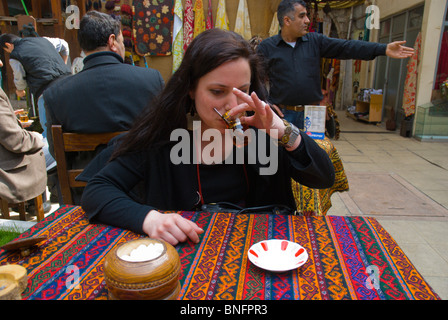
left=291, top=137, right=349, bottom=216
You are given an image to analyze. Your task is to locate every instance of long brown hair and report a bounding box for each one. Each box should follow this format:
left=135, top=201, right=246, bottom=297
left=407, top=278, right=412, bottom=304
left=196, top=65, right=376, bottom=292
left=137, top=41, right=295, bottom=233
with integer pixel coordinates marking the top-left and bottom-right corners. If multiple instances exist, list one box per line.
left=112, top=28, right=267, bottom=159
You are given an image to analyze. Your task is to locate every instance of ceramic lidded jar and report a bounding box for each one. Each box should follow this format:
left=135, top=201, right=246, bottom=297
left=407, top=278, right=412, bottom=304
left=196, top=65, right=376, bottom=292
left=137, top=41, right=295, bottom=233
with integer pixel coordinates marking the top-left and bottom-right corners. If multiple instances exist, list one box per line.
left=103, top=238, right=181, bottom=300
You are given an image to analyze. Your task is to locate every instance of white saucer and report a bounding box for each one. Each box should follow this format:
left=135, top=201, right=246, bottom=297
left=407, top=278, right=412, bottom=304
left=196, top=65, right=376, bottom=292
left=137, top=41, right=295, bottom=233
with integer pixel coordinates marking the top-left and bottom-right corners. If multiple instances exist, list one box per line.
left=248, top=239, right=308, bottom=272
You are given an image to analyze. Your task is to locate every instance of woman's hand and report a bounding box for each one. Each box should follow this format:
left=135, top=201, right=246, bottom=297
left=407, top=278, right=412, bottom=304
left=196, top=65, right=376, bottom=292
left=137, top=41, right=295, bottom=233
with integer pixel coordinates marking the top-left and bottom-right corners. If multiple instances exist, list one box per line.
left=142, top=210, right=204, bottom=246
left=230, top=88, right=301, bottom=150
left=230, top=88, right=284, bottom=138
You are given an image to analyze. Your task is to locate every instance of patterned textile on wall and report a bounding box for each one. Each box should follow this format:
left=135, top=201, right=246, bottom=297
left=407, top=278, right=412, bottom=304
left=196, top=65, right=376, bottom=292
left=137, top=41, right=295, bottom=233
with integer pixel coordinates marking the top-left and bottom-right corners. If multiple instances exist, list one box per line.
left=269, top=12, right=279, bottom=37
left=435, top=31, right=448, bottom=90
left=172, top=0, right=183, bottom=73
left=206, top=0, right=213, bottom=29
left=121, top=3, right=137, bottom=65
left=215, top=0, right=229, bottom=30
left=402, top=32, right=422, bottom=117
left=234, top=0, right=252, bottom=40
left=193, top=0, right=206, bottom=38
left=133, top=0, right=174, bottom=56
left=183, top=0, right=194, bottom=51
left=321, top=58, right=340, bottom=117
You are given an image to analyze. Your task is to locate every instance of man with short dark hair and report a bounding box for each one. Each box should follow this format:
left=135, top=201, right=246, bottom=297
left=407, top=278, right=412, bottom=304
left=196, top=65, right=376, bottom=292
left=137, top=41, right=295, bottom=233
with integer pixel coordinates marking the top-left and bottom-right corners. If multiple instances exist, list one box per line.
left=43, top=11, right=164, bottom=205
left=257, top=0, right=414, bottom=129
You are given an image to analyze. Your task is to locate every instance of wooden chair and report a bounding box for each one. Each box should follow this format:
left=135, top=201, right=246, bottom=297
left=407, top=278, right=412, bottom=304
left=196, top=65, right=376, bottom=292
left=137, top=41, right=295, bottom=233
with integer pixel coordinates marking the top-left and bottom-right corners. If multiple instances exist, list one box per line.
left=0, top=194, right=45, bottom=222
left=51, top=125, right=125, bottom=205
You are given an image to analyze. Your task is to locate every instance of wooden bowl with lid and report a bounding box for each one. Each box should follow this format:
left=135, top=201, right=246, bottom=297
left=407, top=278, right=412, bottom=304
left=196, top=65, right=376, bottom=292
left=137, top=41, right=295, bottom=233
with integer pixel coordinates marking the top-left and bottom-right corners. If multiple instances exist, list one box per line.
left=0, top=264, right=28, bottom=300
left=103, top=238, right=181, bottom=300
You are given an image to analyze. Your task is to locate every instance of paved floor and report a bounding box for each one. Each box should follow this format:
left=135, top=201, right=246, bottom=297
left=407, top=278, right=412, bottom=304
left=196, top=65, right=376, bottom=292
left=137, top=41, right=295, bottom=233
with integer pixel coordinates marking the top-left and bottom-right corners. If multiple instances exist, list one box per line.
left=328, top=110, right=448, bottom=299
left=1, top=109, right=447, bottom=300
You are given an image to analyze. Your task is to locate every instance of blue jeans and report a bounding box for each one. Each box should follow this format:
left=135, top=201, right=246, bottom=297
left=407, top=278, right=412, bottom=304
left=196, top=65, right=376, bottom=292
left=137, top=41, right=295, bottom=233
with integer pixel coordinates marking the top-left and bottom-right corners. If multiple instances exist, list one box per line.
left=43, top=137, right=57, bottom=171
left=37, top=95, right=47, bottom=138
left=37, top=95, right=57, bottom=167
left=281, top=109, right=305, bottom=130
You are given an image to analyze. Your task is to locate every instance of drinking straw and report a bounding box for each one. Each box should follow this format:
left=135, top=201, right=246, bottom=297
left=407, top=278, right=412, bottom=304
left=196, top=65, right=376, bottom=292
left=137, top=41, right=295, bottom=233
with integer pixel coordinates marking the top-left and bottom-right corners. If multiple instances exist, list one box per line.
left=21, top=0, right=29, bottom=15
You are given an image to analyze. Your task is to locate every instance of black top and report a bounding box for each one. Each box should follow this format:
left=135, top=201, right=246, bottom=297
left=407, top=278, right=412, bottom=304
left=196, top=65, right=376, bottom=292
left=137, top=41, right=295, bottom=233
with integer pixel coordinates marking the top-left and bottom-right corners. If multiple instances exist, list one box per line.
left=257, top=32, right=387, bottom=105
left=199, top=163, right=248, bottom=207
left=80, top=130, right=336, bottom=235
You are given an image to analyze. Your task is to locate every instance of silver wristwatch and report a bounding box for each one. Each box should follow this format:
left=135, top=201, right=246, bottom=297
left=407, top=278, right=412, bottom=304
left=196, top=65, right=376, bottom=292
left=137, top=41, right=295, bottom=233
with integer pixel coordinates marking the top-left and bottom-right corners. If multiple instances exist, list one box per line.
left=278, top=119, right=300, bottom=148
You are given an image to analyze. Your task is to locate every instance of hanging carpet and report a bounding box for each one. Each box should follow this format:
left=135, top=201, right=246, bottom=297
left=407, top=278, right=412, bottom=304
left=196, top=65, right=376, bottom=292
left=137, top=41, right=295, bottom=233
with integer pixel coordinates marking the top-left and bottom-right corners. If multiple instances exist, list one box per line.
left=133, top=0, right=174, bottom=56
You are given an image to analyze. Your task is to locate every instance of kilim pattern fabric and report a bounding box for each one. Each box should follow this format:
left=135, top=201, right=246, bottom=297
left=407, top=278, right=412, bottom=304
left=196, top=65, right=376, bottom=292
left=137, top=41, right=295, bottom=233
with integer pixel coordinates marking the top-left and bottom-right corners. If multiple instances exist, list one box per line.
left=0, top=206, right=439, bottom=300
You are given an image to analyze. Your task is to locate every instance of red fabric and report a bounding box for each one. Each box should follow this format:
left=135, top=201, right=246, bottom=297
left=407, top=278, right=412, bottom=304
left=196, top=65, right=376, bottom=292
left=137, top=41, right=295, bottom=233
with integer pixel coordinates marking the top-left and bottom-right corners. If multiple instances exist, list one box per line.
left=435, top=31, right=448, bottom=89
left=206, top=0, right=213, bottom=29
left=402, top=32, right=421, bottom=117
left=183, top=0, right=194, bottom=51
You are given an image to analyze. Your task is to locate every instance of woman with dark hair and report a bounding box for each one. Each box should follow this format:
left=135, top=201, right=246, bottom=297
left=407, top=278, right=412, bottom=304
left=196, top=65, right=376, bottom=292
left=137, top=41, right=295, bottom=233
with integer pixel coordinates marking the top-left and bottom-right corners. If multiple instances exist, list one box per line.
left=81, top=28, right=335, bottom=246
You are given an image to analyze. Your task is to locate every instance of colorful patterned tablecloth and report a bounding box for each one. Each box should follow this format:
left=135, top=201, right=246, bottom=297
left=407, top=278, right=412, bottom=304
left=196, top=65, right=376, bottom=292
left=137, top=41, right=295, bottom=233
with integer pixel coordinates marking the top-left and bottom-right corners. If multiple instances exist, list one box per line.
left=292, top=137, right=349, bottom=216
left=0, top=206, right=439, bottom=300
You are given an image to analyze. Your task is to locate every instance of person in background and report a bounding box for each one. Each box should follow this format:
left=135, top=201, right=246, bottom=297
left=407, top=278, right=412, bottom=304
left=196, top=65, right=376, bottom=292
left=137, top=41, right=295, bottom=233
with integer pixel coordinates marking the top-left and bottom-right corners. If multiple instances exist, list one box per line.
left=0, top=58, right=48, bottom=212
left=0, top=31, right=71, bottom=138
left=11, top=24, right=68, bottom=203
left=19, top=22, right=70, bottom=65
left=43, top=11, right=164, bottom=205
left=81, top=28, right=335, bottom=246
left=257, top=0, right=415, bottom=129
left=1, top=28, right=70, bottom=204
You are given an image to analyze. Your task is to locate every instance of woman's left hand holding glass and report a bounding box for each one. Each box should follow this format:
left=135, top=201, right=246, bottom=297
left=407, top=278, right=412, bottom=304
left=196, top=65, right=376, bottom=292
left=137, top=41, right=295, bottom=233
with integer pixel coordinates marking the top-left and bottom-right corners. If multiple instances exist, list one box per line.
left=230, top=88, right=301, bottom=150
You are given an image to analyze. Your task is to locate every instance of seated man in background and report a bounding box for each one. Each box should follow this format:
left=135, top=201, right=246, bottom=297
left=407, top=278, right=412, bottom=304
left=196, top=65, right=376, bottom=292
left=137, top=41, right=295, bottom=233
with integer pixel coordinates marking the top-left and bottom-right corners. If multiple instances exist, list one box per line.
left=43, top=11, right=164, bottom=205
left=0, top=59, right=48, bottom=212
left=0, top=31, right=71, bottom=139
left=0, top=28, right=71, bottom=205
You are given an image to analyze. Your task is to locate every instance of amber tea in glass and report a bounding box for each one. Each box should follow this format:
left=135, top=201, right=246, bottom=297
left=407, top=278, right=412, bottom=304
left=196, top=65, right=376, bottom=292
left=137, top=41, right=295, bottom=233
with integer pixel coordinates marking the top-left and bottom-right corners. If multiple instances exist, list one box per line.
left=19, top=111, right=29, bottom=122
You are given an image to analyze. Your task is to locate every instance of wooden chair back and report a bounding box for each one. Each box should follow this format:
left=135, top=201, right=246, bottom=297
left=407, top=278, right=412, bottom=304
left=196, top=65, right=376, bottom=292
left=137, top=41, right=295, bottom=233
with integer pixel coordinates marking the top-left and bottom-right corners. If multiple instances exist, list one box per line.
left=51, top=125, right=124, bottom=205
left=16, top=15, right=37, bottom=34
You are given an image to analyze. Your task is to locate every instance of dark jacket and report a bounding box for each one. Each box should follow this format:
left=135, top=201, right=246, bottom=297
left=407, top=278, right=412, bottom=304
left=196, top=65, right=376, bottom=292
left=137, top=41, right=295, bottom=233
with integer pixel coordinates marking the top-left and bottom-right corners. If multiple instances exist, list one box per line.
left=43, top=51, right=164, bottom=205
left=43, top=51, right=164, bottom=160
left=10, top=37, right=71, bottom=97
left=257, top=32, right=387, bottom=105
left=81, top=130, right=335, bottom=234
